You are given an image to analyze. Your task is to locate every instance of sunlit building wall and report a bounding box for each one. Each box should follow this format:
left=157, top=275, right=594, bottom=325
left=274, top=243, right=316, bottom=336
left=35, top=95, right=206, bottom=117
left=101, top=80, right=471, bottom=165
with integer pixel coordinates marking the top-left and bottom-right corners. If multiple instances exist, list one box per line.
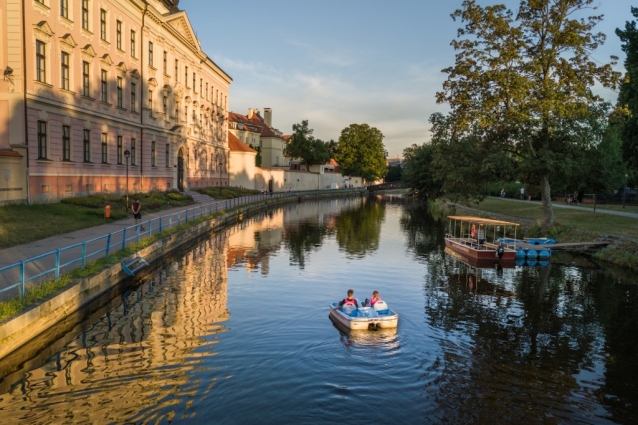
left=0, top=0, right=231, bottom=204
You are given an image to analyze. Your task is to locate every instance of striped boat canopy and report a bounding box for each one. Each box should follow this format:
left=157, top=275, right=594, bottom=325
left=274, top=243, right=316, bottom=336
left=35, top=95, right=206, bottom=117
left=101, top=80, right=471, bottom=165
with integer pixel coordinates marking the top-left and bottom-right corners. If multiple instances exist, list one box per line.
left=447, top=216, right=520, bottom=226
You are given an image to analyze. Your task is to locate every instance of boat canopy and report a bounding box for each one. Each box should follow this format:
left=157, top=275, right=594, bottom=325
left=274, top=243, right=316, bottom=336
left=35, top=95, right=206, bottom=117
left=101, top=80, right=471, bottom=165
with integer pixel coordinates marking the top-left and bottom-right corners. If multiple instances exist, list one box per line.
left=447, top=216, right=520, bottom=227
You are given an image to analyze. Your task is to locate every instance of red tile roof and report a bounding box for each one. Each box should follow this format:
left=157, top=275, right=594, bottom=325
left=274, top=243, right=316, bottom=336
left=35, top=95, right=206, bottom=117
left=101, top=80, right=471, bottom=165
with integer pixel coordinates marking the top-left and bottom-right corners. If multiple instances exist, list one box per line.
left=228, top=110, right=283, bottom=140
left=0, top=150, right=22, bottom=158
left=328, top=158, right=339, bottom=167
left=228, top=132, right=257, bottom=153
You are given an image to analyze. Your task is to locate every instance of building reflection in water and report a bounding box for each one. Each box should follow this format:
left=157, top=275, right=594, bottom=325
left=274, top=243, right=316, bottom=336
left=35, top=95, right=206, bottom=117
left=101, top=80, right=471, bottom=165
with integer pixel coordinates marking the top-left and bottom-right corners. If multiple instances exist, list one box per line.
left=0, top=233, right=228, bottom=424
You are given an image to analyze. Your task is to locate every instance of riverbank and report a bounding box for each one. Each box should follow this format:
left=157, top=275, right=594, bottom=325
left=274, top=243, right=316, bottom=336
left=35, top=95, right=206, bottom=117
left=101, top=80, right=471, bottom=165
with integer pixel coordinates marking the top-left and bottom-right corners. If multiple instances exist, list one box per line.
left=440, top=198, right=638, bottom=271
left=0, top=190, right=365, bottom=363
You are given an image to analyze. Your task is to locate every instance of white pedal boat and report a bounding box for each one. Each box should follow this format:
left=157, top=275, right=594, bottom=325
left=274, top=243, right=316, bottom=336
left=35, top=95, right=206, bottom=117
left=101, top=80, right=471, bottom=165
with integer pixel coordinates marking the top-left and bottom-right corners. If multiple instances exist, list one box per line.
left=329, top=300, right=399, bottom=330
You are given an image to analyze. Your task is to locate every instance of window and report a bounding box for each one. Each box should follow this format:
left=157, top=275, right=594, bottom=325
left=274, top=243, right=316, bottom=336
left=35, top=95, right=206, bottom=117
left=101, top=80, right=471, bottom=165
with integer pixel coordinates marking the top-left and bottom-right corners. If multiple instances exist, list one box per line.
left=131, top=82, right=137, bottom=112
left=148, top=90, right=153, bottom=114
left=184, top=104, right=188, bottom=121
left=148, top=42, right=153, bottom=67
left=83, top=129, right=90, bottom=162
left=130, top=138, right=136, bottom=165
left=131, top=30, right=136, bottom=58
left=82, top=0, right=89, bottom=30
left=117, top=136, right=123, bottom=164
left=206, top=83, right=208, bottom=100
left=116, top=21, right=122, bottom=50
left=61, top=52, right=69, bottom=90
left=100, top=9, right=107, bottom=40
left=116, top=77, right=123, bottom=108
left=82, top=61, right=90, bottom=96
left=162, top=95, right=167, bottom=115
left=36, top=41, right=46, bottom=83
left=101, top=133, right=108, bottom=163
left=175, top=100, right=180, bottom=119
left=37, top=121, right=47, bottom=159
left=200, top=78, right=202, bottom=95
left=165, top=144, right=170, bottom=167
left=62, top=125, right=71, bottom=161
left=163, top=51, right=167, bottom=74
left=151, top=141, right=156, bottom=166
left=185, top=66, right=188, bottom=87
left=174, top=59, right=179, bottom=81
left=193, top=72, right=196, bottom=92
left=100, top=69, right=107, bottom=102
left=60, top=0, right=68, bottom=19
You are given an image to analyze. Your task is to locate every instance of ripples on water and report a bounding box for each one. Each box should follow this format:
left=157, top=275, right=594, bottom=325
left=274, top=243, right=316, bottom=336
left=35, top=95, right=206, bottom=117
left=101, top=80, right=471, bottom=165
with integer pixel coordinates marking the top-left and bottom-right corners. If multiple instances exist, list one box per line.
left=0, top=196, right=637, bottom=424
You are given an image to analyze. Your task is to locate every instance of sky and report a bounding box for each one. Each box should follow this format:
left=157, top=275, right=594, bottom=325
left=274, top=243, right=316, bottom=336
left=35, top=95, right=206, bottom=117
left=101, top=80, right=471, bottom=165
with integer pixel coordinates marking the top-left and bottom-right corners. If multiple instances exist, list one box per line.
left=182, top=0, right=635, bottom=157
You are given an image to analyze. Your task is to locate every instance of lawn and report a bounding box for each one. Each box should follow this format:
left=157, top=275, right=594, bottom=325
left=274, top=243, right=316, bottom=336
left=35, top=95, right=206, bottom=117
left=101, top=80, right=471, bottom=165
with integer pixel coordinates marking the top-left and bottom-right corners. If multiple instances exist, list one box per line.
left=473, top=198, right=638, bottom=239
left=198, top=186, right=260, bottom=199
left=0, top=191, right=195, bottom=249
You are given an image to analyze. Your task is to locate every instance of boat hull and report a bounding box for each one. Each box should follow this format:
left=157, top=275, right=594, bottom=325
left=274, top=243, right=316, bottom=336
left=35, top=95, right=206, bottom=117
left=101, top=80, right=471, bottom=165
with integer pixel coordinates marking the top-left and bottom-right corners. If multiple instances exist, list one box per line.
left=445, top=238, right=516, bottom=262
left=329, top=304, right=399, bottom=330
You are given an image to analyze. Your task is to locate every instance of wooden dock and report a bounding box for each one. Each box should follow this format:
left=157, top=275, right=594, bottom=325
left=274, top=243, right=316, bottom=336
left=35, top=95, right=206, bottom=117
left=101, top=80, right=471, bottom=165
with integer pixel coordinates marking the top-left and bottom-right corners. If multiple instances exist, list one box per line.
left=517, top=241, right=610, bottom=251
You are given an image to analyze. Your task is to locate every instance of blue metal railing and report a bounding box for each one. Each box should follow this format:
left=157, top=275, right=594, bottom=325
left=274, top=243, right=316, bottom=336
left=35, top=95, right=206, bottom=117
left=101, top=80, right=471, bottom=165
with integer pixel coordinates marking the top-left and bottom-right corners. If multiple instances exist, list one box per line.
left=0, top=188, right=364, bottom=300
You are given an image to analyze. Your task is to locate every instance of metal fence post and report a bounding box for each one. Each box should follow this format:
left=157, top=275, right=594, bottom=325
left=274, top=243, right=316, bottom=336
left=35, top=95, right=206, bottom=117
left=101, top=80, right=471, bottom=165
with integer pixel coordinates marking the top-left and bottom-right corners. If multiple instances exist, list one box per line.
left=106, top=233, right=112, bottom=257
left=122, top=228, right=127, bottom=250
left=81, top=242, right=86, bottom=269
left=186, top=210, right=189, bottom=223
left=19, top=260, right=25, bottom=299
left=159, top=216, right=163, bottom=234
left=147, top=219, right=151, bottom=235
left=136, top=225, right=140, bottom=244
left=55, top=249, right=61, bottom=278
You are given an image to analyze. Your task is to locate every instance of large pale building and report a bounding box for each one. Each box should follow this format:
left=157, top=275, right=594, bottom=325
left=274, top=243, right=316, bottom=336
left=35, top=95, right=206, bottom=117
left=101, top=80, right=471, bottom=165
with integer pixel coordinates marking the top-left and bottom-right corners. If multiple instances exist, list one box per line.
left=228, top=108, right=286, bottom=169
left=0, top=0, right=231, bottom=204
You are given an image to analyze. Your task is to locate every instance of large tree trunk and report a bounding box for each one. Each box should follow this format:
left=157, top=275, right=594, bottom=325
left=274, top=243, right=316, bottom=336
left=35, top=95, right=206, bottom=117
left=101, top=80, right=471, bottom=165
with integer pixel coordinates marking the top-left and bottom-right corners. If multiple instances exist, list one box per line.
left=540, top=174, right=554, bottom=226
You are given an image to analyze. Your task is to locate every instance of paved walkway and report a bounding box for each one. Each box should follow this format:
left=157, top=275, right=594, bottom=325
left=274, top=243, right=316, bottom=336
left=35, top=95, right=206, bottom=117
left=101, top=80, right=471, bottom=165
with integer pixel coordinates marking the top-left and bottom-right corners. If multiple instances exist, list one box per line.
left=489, top=197, right=638, bottom=219
left=0, top=202, right=217, bottom=269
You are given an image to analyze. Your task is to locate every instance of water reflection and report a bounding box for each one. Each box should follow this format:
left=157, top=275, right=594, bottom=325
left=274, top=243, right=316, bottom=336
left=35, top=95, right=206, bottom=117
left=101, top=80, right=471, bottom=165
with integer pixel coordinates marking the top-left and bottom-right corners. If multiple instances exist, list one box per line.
left=335, top=198, right=385, bottom=258
left=0, top=235, right=228, bottom=424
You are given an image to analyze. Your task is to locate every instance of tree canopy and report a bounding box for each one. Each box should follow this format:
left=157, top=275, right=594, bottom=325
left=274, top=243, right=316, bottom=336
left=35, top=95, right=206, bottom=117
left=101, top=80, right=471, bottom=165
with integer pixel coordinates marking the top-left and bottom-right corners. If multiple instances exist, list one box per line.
left=436, top=0, right=620, bottom=226
left=334, top=124, right=387, bottom=182
left=616, top=7, right=638, bottom=185
left=286, top=120, right=330, bottom=171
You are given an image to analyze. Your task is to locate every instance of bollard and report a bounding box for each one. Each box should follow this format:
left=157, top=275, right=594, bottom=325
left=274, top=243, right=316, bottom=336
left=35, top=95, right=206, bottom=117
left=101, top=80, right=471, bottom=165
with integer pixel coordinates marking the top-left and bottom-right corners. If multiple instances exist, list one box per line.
left=104, top=205, right=111, bottom=219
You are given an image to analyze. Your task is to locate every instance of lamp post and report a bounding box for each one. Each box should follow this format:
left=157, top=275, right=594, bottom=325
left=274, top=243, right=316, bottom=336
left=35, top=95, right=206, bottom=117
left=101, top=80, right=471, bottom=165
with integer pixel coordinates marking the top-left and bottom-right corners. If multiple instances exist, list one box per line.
left=124, top=149, right=131, bottom=211
left=219, top=162, right=223, bottom=196
left=623, top=173, right=628, bottom=209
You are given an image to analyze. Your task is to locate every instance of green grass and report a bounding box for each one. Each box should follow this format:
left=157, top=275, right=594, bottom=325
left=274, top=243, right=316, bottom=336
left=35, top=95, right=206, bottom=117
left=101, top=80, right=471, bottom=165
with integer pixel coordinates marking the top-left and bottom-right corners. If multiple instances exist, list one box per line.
left=197, top=186, right=260, bottom=199
left=473, top=198, right=638, bottom=239
left=0, top=191, right=195, bottom=250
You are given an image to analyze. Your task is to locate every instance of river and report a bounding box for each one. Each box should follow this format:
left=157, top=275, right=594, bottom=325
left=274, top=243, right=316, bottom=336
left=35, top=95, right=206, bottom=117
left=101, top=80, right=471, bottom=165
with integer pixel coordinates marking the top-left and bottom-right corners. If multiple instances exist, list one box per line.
left=0, top=194, right=636, bottom=424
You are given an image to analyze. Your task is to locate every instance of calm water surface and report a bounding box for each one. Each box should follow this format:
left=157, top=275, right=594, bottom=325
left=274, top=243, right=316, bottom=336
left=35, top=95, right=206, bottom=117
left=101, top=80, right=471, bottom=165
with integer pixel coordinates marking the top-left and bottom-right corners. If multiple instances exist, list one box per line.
left=0, top=195, right=637, bottom=424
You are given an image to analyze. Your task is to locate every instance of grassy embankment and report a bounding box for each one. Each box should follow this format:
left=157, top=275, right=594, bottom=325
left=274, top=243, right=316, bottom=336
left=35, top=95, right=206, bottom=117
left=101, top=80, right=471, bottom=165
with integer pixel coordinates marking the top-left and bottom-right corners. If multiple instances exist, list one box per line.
left=456, top=198, right=638, bottom=270
left=0, top=187, right=259, bottom=250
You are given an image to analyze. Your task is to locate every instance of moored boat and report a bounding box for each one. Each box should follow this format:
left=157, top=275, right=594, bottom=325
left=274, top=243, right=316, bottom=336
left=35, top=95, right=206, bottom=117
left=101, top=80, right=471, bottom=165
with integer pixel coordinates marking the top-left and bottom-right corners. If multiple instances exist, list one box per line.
left=329, top=300, right=399, bottom=330
left=445, top=216, right=519, bottom=262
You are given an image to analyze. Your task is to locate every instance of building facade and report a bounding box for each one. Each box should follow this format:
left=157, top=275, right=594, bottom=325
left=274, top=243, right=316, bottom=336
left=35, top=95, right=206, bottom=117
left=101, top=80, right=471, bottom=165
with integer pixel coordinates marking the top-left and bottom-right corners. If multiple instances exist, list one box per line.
left=0, top=0, right=231, bottom=204
left=228, top=108, right=286, bottom=169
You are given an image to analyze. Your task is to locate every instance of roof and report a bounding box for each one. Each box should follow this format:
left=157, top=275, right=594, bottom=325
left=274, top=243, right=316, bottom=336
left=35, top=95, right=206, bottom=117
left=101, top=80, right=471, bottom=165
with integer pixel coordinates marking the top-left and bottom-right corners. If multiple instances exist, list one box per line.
left=447, top=216, right=520, bottom=226
left=228, top=132, right=257, bottom=153
left=327, top=158, right=339, bottom=167
left=0, top=150, right=22, bottom=158
left=228, top=110, right=283, bottom=140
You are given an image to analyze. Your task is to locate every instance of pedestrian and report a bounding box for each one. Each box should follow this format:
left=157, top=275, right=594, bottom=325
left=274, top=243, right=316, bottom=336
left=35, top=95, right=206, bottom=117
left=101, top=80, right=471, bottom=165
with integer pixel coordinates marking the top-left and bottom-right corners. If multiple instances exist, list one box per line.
left=520, top=187, right=525, bottom=200
left=500, top=188, right=505, bottom=198
left=131, top=198, right=145, bottom=230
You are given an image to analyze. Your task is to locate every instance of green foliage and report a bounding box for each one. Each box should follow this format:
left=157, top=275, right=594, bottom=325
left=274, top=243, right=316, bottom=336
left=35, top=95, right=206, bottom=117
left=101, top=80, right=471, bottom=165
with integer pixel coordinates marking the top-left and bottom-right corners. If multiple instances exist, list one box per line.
left=335, top=199, right=385, bottom=257
left=616, top=7, right=638, bottom=185
left=285, top=120, right=330, bottom=170
left=198, top=186, right=260, bottom=199
left=324, top=139, right=338, bottom=158
left=437, top=0, right=621, bottom=225
left=385, top=164, right=403, bottom=182
left=402, top=143, right=440, bottom=198
left=334, top=123, right=387, bottom=182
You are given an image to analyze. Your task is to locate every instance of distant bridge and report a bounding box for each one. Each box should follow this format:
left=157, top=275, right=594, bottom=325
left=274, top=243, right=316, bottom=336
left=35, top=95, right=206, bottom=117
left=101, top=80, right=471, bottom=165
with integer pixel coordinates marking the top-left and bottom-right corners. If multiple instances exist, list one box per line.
left=367, top=182, right=403, bottom=192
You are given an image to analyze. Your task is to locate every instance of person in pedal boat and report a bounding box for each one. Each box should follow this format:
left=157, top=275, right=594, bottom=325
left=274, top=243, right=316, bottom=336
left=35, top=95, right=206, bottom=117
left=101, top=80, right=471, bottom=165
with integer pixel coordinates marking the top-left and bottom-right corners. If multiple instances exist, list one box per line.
left=365, top=291, right=381, bottom=307
left=338, top=289, right=359, bottom=308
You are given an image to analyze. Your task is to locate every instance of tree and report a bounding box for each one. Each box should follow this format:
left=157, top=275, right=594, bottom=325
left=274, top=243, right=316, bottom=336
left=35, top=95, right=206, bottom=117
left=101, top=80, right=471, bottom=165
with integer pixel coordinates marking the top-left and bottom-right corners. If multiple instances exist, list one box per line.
left=616, top=7, right=638, bottom=185
left=286, top=120, right=330, bottom=171
left=324, top=139, right=338, bottom=158
left=437, top=0, right=621, bottom=226
left=385, top=164, right=403, bottom=182
left=334, top=124, right=387, bottom=182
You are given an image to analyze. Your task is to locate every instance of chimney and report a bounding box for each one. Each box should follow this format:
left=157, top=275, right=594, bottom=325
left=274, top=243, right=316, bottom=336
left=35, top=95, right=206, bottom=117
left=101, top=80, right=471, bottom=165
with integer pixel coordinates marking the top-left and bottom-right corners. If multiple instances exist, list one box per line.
left=247, top=108, right=254, bottom=119
left=264, top=108, right=272, bottom=127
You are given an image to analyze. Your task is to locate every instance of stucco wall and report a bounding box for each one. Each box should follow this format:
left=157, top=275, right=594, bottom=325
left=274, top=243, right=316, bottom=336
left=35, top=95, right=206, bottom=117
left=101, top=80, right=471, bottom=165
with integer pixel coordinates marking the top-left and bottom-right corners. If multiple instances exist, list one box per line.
left=229, top=150, right=256, bottom=189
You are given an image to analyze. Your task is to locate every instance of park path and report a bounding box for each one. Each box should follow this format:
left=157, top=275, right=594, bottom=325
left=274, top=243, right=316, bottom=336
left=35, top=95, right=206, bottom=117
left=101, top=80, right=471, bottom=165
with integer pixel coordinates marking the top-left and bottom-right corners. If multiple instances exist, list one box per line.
left=489, top=197, right=638, bottom=219
left=0, top=202, right=214, bottom=269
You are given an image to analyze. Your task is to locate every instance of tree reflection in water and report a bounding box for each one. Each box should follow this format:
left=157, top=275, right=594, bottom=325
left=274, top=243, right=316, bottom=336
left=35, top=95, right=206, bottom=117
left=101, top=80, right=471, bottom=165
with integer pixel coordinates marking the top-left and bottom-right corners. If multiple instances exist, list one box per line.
left=335, top=197, right=385, bottom=258
left=400, top=201, right=638, bottom=423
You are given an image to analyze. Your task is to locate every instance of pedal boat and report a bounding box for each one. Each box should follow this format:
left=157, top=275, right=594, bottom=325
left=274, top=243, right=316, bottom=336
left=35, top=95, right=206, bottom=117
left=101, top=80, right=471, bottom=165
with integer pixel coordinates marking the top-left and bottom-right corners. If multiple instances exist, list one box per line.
left=329, top=300, right=399, bottom=330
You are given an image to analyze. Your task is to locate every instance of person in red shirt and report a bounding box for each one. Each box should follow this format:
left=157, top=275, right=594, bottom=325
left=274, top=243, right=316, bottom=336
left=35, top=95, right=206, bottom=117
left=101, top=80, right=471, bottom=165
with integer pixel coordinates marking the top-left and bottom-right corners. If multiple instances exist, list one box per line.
left=338, top=289, right=358, bottom=308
